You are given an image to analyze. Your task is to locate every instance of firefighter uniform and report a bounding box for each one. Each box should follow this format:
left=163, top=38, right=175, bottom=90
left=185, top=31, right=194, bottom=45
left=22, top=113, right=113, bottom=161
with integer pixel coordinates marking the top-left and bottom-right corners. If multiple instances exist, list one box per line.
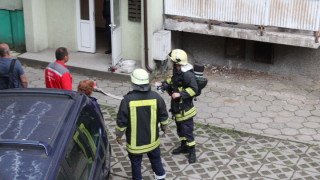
left=165, top=49, right=198, bottom=163
left=116, top=69, right=168, bottom=180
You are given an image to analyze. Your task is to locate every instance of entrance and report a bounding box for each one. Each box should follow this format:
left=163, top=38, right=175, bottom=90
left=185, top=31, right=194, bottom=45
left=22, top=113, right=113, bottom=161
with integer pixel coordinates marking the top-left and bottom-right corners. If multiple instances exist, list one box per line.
left=77, top=0, right=122, bottom=66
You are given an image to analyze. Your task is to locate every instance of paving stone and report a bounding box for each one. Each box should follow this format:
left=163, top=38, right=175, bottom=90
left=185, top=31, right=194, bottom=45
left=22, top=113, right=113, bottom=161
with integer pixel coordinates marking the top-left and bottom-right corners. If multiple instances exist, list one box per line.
left=240, top=117, right=257, bottom=124
left=295, top=110, right=312, bottom=117
left=223, top=117, right=240, bottom=124
left=303, top=122, right=320, bottom=129
left=203, top=139, right=236, bottom=153
left=258, top=163, right=294, bottom=180
left=213, top=169, right=251, bottom=180
left=296, top=135, right=314, bottom=142
left=197, top=150, right=231, bottom=167
left=247, top=136, right=279, bottom=148
left=312, top=134, right=320, bottom=141
left=281, top=128, right=299, bottom=136
left=252, top=123, right=269, bottom=130
left=285, top=122, right=304, bottom=129
left=205, top=117, right=222, bottom=124
left=228, top=111, right=244, bottom=118
left=267, top=105, right=283, bottom=112
left=283, top=104, right=299, bottom=112
left=307, top=116, right=320, bottom=123
left=299, top=128, right=317, bottom=135
left=291, top=170, right=320, bottom=180
left=196, top=112, right=212, bottom=119
left=212, top=112, right=229, bottom=119
left=276, top=141, right=309, bottom=154
left=235, top=145, right=268, bottom=160
left=250, top=105, right=267, bottom=113
left=245, top=111, right=262, bottom=118
left=306, top=146, right=320, bottom=160
left=262, top=128, right=281, bottom=135
left=297, top=157, right=320, bottom=173
left=311, top=109, right=320, bottom=116
left=265, top=150, right=300, bottom=166
left=227, top=157, right=262, bottom=173
left=272, top=100, right=287, bottom=106
left=261, top=95, right=276, bottom=101
left=246, top=95, right=261, bottom=101
left=182, top=163, right=219, bottom=179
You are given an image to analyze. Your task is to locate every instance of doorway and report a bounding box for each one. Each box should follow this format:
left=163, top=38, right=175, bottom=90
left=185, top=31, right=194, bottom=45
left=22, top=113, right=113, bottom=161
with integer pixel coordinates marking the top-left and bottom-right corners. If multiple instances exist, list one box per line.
left=95, top=0, right=111, bottom=54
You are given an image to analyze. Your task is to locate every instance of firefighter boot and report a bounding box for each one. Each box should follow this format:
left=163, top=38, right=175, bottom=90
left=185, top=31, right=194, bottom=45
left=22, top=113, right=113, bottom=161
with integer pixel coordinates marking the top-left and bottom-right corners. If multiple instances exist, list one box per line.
left=188, top=145, right=196, bottom=164
left=172, top=140, right=188, bottom=155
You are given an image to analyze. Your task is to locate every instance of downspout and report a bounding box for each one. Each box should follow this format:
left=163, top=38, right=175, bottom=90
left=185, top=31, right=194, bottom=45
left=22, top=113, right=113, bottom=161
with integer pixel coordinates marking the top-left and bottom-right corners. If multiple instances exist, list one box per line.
left=143, top=0, right=153, bottom=72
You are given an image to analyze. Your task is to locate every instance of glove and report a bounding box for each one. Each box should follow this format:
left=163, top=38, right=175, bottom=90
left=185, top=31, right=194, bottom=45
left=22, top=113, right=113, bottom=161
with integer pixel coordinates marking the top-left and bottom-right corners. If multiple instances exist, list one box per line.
left=160, top=124, right=169, bottom=134
left=116, top=136, right=123, bottom=145
left=115, top=129, right=125, bottom=145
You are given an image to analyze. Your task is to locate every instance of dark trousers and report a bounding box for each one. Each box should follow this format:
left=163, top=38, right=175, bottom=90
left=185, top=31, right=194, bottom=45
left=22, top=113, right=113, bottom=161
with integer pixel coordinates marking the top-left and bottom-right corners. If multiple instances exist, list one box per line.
left=128, top=147, right=165, bottom=180
left=176, top=117, right=195, bottom=143
left=105, top=19, right=112, bottom=49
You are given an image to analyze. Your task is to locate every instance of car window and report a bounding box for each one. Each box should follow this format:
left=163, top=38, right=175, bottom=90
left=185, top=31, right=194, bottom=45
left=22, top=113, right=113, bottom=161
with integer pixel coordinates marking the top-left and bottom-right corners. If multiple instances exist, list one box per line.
left=64, top=106, right=101, bottom=180
left=57, top=166, right=68, bottom=180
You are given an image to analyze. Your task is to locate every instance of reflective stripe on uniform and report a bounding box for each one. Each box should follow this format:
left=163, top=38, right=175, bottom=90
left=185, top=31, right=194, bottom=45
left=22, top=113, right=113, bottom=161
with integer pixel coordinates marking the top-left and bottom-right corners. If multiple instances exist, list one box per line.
left=179, top=137, right=187, bottom=141
left=127, top=138, right=160, bottom=154
left=185, top=87, right=196, bottom=96
left=166, top=78, right=172, bottom=84
left=116, top=125, right=127, bottom=131
left=186, top=141, right=196, bottom=146
left=129, top=99, right=158, bottom=153
left=174, top=107, right=197, bottom=121
left=160, top=119, right=169, bottom=125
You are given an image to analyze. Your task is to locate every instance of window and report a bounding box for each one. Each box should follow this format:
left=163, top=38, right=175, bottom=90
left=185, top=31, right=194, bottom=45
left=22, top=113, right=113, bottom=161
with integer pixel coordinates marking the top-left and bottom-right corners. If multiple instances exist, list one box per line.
left=64, top=106, right=101, bottom=180
left=128, top=0, right=141, bottom=22
left=57, top=167, right=69, bottom=180
left=253, top=42, right=274, bottom=64
left=224, top=38, right=246, bottom=60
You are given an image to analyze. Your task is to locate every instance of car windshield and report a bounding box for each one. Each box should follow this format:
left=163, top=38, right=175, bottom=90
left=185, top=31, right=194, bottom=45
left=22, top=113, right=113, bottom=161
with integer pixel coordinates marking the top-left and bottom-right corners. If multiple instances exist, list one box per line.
left=0, top=94, right=73, bottom=145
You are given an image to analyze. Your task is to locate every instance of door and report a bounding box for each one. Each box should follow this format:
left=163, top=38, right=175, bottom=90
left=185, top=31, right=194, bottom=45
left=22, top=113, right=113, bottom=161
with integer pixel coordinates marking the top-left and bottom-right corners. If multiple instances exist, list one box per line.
left=77, top=0, right=96, bottom=53
left=111, top=0, right=122, bottom=66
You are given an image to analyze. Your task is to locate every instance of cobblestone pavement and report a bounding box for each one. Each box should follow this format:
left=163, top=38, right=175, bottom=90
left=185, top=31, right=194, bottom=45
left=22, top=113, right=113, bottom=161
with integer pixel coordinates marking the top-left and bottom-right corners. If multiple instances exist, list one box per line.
left=24, top=66, right=320, bottom=179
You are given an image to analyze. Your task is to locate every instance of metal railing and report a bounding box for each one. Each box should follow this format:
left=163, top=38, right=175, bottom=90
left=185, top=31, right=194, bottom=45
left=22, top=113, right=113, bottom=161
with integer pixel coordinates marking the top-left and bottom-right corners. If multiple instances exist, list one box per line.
left=164, top=0, right=320, bottom=31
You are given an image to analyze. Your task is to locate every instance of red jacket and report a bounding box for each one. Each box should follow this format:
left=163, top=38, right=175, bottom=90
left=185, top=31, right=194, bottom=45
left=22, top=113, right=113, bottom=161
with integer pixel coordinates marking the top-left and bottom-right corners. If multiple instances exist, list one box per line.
left=45, top=60, right=72, bottom=90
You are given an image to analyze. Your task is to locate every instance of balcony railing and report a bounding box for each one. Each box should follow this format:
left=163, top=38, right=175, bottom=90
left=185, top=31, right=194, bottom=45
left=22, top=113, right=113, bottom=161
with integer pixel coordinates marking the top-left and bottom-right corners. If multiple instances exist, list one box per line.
left=164, top=0, right=320, bottom=31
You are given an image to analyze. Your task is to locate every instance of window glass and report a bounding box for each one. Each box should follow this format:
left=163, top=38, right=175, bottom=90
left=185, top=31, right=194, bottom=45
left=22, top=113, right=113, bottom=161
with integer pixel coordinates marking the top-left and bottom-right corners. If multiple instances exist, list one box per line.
left=57, top=166, right=68, bottom=180
left=64, top=106, right=101, bottom=180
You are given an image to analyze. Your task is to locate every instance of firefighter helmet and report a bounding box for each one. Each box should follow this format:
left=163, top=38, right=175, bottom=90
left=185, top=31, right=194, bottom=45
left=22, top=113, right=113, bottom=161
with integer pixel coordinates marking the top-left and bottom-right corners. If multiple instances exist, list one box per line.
left=168, top=49, right=188, bottom=65
left=131, top=68, right=149, bottom=85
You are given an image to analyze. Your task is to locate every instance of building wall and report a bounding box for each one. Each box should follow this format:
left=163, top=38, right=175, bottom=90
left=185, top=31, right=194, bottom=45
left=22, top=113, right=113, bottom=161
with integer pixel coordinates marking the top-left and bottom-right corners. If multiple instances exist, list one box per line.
left=180, top=32, right=320, bottom=79
left=148, top=0, right=164, bottom=69
left=23, top=0, right=48, bottom=52
left=0, top=0, right=23, bottom=10
left=46, top=0, right=77, bottom=51
left=121, top=0, right=142, bottom=63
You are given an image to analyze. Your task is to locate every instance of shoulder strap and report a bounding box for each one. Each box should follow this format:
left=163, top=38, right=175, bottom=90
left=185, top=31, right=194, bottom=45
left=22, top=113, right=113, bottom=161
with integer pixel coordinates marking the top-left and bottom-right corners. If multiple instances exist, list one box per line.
left=8, top=59, right=17, bottom=73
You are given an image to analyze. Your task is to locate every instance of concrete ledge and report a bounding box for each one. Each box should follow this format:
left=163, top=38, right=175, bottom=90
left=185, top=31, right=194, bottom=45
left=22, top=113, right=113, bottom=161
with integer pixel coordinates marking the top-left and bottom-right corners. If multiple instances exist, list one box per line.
left=18, top=56, right=131, bottom=82
left=165, top=17, right=320, bottom=49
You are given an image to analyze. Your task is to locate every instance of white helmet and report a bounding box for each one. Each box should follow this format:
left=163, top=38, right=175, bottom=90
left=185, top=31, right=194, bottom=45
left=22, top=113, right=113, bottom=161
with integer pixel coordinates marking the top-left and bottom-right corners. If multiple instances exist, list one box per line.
left=168, top=49, right=188, bottom=66
left=131, top=69, right=149, bottom=85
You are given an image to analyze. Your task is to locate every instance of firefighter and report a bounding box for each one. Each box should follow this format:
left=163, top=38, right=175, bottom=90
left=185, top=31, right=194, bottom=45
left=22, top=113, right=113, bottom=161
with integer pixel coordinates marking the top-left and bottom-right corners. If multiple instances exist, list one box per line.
left=164, top=49, right=198, bottom=163
left=116, top=68, right=169, bottom=180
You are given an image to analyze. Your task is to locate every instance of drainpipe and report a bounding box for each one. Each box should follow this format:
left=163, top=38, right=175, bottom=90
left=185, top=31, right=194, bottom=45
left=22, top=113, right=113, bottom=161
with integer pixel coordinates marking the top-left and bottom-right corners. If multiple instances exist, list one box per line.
left=143, top=0, right=153, bottom=73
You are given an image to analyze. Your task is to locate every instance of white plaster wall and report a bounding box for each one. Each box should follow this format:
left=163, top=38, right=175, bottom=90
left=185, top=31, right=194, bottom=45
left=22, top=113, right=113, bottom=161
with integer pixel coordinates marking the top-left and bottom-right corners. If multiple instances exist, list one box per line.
left=139, top=0, right=164, bottom=69
left=46, top=0, right=77, bottom=51
left=0, top=0, right=23, bottom=10
left=121, top=0, right=142, bottom=62
left=23, top=0, right=49, bottom=52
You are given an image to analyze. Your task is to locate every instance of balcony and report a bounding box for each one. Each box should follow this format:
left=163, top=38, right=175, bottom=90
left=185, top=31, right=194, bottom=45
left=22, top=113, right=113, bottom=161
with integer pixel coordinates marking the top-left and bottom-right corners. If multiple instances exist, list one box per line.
left=164, top=0, right=320, bottom=48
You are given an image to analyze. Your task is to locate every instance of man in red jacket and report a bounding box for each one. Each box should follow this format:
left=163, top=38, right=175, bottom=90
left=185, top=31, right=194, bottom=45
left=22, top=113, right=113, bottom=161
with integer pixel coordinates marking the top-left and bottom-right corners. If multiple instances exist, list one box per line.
left=45, top=47, right=72, bottom=90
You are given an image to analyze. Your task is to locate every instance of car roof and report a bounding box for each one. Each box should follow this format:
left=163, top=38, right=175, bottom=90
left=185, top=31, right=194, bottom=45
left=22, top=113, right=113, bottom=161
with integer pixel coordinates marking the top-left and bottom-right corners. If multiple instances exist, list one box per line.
left=0, top=88, right=87, bottom=179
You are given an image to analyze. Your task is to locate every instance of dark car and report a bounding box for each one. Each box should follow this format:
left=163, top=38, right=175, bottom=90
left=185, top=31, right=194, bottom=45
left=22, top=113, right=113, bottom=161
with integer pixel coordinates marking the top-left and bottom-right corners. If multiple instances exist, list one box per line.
left=0, top=88, right=111, bottom=180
